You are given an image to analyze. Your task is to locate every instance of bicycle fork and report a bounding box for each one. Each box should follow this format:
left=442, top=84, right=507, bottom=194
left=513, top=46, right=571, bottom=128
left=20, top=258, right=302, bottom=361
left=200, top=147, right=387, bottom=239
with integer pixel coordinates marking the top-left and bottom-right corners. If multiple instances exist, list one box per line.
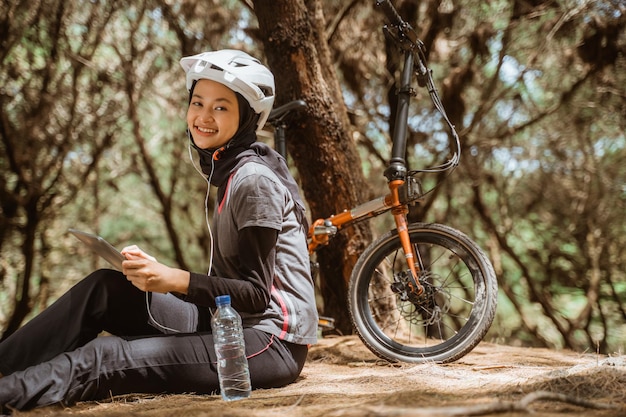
left=388, top=179, right=424, bottom=296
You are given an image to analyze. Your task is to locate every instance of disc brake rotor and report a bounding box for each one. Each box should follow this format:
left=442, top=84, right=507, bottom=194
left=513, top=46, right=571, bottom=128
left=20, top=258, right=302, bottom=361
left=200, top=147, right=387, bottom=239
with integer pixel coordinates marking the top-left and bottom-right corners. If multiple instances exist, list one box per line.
left=391, top=270, right=451, bottom=326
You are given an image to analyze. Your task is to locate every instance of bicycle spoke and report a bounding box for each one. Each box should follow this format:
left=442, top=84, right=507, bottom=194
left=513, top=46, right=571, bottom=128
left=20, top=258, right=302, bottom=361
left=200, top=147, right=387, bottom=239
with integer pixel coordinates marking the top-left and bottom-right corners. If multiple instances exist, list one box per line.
left=350, top=223, right=497, bottom=363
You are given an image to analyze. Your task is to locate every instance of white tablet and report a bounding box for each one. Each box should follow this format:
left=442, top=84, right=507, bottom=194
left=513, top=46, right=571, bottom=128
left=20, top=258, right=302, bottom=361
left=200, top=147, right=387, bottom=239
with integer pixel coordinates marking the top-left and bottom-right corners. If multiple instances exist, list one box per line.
left=68, top=228, right=125, bottom=271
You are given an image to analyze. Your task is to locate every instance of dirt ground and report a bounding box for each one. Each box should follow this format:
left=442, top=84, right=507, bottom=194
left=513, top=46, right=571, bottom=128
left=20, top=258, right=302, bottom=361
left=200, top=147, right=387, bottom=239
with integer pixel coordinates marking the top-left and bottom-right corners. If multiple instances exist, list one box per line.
left=11, top=335, right=626, bottom=417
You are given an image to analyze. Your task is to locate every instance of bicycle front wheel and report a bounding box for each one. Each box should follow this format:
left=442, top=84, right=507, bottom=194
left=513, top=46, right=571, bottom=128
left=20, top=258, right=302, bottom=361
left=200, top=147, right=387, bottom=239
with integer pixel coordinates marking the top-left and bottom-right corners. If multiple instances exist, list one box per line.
left=349, top=222, right=498, bottom=363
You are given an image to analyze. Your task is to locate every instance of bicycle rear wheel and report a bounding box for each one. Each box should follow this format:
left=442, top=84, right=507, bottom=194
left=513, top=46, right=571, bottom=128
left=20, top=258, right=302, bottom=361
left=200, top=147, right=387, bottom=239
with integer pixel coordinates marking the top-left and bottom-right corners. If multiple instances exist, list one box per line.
left=349, top=222, right=497, bottom=363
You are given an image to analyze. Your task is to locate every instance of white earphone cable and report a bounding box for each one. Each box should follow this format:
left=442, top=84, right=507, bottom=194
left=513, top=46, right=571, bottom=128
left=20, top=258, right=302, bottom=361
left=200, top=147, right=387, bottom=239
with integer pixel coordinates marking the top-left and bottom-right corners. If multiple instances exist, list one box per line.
left=145, top=292, right=181, bottom=333
left=187, top=142, right=216, bottom=274
left=144, top=142, right=216, bottom=334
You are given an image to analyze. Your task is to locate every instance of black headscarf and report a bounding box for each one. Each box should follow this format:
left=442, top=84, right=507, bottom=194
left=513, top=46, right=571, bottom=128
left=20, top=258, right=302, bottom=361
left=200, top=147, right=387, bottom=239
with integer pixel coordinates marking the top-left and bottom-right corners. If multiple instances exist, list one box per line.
left=188, top=84, right=308, bottom=230
left=188, top=84, right=259, bottom=187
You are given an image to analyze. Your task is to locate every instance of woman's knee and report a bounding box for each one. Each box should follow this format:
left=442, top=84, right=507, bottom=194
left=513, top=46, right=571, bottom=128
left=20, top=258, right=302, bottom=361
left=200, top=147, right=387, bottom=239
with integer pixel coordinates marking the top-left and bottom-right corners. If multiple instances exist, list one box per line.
left=80, top=269, right=127, bottom=291
left=73, top=269, right=140, bottom=305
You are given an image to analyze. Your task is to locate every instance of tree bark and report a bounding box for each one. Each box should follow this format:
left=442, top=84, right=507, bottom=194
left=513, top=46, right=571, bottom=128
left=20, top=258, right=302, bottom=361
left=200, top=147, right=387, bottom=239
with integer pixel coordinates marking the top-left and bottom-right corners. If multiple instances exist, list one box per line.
left=254, top=0, right=372, bottom=334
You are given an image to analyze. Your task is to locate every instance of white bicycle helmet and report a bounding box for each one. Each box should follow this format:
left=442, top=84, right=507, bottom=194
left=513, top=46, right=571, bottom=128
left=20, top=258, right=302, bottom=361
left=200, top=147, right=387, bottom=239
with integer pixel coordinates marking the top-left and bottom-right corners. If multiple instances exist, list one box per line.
left=180, top=49, right=275, bottom=130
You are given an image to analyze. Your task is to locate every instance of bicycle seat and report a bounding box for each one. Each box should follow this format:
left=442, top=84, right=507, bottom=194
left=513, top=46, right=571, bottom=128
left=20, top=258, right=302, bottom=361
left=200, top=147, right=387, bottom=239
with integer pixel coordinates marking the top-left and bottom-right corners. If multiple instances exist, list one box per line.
left=267, top=100, right=307, bottom=125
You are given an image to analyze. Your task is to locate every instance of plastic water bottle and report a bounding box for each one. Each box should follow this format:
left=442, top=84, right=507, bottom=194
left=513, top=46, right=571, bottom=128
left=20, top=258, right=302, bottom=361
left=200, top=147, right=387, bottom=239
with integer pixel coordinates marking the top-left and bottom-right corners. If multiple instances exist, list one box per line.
left=211, top=295, right=251, bottom=401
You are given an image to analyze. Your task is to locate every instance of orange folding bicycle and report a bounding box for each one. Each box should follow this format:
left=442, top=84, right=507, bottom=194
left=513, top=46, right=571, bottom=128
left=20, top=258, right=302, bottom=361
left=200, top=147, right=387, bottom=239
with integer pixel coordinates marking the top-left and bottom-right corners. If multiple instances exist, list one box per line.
left=267, top=0, right=497, bottom=363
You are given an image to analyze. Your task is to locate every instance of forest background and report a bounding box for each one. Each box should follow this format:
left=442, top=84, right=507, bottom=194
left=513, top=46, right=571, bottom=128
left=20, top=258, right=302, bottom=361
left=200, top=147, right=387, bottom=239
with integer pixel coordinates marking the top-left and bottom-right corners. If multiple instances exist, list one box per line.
left=1, top=0, right=625, bottom=357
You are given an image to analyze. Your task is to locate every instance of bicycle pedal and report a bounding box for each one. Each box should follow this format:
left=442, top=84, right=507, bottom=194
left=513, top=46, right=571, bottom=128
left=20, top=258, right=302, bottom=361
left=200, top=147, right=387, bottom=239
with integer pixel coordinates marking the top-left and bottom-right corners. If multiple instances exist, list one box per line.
left=318, top=316, right=335, bottom=330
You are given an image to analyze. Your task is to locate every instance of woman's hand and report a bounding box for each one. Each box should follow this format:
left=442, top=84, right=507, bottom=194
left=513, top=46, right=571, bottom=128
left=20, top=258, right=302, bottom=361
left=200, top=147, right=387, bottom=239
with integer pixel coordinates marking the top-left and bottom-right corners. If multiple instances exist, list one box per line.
left=121, top=245, right=157, bottom=262
left=121, top=245, right=190, bottom=294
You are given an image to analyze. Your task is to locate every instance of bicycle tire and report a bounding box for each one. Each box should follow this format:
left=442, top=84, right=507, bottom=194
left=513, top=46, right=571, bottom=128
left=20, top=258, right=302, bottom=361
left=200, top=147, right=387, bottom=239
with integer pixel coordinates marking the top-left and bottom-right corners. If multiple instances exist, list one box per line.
left=348, top=222, right=498, bottom=363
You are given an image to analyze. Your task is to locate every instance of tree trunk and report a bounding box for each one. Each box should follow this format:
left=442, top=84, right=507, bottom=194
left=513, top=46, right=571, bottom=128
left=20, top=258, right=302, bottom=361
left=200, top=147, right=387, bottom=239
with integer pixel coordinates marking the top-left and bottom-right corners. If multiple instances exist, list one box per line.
left=254, top=0, right=372, bottom=334
left=1, top=202, right=38, bottom=342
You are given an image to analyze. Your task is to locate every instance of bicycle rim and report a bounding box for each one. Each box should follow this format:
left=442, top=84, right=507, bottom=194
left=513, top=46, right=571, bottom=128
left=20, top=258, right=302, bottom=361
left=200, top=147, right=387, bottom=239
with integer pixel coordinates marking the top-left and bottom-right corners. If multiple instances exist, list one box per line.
left=349, top=222, right=497, bottom=363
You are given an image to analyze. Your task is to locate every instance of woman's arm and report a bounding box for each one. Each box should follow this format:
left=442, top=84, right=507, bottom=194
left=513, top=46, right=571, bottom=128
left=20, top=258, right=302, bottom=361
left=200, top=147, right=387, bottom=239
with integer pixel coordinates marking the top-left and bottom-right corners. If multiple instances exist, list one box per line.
left=185, top=226, right=278, bottom=312
left=120, top=226, right=279, bottom=314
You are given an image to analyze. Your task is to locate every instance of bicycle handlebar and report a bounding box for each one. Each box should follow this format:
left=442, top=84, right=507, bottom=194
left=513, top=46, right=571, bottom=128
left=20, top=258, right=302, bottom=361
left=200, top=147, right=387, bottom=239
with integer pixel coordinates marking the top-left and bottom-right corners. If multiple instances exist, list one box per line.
left=376, top=0, right=421, bottom=49
left=376, top=0, right=428, bottom=85
left=376, top=0, right=405, bottom=28
left=376, top=0, right=461, bottom=178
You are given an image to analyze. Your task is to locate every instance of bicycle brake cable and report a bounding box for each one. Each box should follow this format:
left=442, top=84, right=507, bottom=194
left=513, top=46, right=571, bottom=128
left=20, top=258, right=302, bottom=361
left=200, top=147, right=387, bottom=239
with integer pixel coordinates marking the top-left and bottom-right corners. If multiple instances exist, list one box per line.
left=378, top=0, right=461, bottom=176
left=408, top=45, right=461, bottom=176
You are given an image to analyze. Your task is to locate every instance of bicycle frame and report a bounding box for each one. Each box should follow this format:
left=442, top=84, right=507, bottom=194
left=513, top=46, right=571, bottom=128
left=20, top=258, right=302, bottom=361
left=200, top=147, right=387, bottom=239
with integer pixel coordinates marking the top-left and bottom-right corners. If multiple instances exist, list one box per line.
left=307, top=50, right=424, bottom=294
left=268, top=0, right=461, bottom=299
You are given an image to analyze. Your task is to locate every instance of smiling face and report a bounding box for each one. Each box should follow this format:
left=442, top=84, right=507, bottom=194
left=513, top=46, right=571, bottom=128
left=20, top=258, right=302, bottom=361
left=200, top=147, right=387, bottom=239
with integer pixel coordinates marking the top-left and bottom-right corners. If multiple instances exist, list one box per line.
left=186, top=79, right=240, bottom=150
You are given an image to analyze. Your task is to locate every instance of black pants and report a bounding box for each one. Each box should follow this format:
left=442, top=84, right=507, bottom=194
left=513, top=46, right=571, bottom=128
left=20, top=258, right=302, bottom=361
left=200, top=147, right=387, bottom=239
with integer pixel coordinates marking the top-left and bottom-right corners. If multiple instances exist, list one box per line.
left=0, top=270, right=308, bottom=411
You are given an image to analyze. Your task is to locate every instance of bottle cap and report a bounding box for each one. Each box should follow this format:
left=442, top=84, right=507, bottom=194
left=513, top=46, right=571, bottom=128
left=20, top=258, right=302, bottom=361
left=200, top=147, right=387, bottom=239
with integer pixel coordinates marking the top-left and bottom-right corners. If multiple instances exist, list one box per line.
left=215, top=295, right=231, bottom=306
